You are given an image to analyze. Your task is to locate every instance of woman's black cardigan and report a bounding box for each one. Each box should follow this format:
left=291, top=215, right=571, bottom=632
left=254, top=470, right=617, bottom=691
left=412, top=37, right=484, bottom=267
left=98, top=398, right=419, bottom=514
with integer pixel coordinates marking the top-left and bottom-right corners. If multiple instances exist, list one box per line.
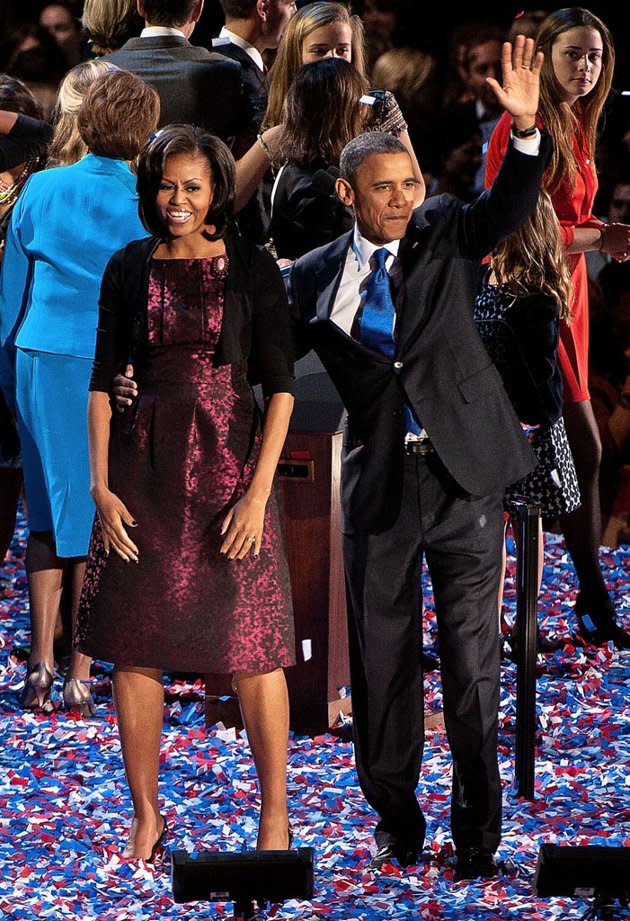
left=90, top=229, right=295, bottom=398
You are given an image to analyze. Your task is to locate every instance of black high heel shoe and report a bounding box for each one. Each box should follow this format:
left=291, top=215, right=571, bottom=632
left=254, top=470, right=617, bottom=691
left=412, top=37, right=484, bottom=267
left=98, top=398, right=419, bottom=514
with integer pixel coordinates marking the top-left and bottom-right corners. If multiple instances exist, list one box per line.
left=21, top=661, right=55, bottom=712
left=574, top=592, right=630, bottom=650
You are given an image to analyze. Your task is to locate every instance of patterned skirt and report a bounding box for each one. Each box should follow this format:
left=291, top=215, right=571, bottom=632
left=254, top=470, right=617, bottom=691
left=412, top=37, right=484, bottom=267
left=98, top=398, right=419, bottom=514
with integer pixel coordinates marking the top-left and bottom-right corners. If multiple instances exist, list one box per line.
left=506, top=416, right=581, bottom=519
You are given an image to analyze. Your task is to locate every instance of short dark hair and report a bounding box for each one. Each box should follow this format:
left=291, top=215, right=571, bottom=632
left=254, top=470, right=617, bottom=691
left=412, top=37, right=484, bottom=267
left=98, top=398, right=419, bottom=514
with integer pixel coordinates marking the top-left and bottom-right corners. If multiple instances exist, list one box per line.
left=77, top=70, right=160, bottom=159
left=141, top=0, right=199, bottom=27
left=0, top=73, right=43, bottom=119
left=219, top=0, right=258, bottom=17
left=136, top=124, right=236, bottom=239
left=339, top=131, right=406, bottom=185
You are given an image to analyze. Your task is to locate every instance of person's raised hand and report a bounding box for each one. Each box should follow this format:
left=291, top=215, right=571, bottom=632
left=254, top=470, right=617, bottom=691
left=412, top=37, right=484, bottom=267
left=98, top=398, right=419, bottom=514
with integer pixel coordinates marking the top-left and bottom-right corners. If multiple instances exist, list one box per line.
left=486, top=34, right=543, bottom=126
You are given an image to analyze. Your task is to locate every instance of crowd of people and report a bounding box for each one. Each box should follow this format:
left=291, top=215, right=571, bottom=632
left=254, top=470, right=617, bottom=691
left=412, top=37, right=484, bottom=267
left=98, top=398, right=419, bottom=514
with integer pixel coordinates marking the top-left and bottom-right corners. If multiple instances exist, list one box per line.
left=0, top=0, right=629, bottom=887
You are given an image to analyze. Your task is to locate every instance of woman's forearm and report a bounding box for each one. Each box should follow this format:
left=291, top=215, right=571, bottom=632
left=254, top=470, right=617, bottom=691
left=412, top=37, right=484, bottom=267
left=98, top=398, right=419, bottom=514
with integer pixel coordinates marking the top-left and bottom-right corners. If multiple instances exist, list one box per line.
left=87, top=390, right=113, bottom=495
left=247, top=391, right=294, bottom=501
left=234, top=125, right=283, bottom=213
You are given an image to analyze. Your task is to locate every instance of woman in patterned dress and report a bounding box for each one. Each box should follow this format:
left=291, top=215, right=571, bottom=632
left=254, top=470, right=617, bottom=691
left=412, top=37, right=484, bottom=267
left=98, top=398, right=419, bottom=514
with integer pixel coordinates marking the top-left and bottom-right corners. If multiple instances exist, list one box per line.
left=76, top=125, right=296, bottom=860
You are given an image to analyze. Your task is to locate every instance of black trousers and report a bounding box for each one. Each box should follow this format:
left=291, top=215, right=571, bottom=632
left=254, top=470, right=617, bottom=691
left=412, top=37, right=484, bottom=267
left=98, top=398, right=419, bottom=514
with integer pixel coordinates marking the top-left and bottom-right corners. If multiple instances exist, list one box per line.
left=343, top=451, right=504, bottom=853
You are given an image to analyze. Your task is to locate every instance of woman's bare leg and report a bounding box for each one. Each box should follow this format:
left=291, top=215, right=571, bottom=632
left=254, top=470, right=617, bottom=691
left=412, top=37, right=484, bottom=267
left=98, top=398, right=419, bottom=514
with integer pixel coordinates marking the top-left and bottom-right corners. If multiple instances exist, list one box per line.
left=25, top=531, right=63, bottom=671
left=234, top=667, right=290, bottom=850
left=113, top=666, right=164, bottom=859
left=66, top=558, right=91, bottom=681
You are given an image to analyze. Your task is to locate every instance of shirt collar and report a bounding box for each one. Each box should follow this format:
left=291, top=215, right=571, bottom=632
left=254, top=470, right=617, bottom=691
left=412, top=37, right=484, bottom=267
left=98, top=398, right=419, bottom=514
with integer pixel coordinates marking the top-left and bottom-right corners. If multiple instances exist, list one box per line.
left=141, top=25, right=186, bottom=38
left=352, top=226, right=400, bottom=270
left=218, top=27, right=265, bottom=71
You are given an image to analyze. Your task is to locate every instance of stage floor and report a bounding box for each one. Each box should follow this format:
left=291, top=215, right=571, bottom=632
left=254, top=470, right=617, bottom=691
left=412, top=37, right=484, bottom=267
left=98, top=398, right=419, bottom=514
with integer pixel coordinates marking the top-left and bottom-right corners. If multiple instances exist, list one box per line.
left=1, top=508, right=628, bottom=920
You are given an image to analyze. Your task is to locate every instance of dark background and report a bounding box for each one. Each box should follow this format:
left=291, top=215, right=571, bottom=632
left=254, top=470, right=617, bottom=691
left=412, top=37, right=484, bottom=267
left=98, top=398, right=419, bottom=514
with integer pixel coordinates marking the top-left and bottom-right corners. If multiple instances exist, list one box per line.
left=3, top=1, right=629, bottom=89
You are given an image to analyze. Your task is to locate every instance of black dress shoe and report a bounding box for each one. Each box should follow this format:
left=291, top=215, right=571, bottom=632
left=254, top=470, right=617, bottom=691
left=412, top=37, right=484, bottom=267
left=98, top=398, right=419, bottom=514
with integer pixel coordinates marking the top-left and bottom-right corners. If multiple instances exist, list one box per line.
left=453, top=846, right=498, bottom=882
left=368, top=842, right=419, bottom=872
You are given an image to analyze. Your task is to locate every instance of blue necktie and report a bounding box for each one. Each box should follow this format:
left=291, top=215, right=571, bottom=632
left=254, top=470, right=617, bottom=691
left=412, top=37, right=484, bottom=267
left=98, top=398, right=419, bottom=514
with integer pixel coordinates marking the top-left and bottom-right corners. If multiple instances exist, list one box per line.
left=359, top=248, right=396, bottom=358
left=359, top=248, right=421, bottom=435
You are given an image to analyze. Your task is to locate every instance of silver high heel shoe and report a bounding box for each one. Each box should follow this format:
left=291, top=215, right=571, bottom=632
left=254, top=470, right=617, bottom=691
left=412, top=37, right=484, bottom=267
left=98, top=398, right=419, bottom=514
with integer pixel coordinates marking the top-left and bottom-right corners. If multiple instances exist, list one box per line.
left=62, top=677, right=96, bottom=716
left=21, top=661, right=55, bottom=712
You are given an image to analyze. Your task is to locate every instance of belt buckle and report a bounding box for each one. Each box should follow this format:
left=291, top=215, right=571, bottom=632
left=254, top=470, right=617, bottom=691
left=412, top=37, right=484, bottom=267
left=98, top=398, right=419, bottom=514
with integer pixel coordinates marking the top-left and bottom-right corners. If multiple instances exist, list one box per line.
left=405, top=438, right=433, bottom=456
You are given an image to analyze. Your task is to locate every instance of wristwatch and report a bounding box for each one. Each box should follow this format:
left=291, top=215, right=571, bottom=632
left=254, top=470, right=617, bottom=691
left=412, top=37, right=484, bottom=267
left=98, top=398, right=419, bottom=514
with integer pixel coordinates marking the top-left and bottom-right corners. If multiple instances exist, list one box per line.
left=512, top=123, right=538, bottom=139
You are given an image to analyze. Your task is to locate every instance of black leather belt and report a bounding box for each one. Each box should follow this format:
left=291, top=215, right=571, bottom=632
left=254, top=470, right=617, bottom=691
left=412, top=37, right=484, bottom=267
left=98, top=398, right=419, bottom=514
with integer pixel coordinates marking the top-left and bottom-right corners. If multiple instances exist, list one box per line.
left=405, top=439, right=434, bottom=456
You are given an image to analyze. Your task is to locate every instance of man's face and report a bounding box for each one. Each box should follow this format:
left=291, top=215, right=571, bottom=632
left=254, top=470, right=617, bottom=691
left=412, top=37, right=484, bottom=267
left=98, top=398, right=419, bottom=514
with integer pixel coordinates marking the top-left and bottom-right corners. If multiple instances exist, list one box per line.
left=466, top=40, right=503, bottom=112
left=336, top=151, right=419, bottom=245
left=260, top=0, right=296, bottom=49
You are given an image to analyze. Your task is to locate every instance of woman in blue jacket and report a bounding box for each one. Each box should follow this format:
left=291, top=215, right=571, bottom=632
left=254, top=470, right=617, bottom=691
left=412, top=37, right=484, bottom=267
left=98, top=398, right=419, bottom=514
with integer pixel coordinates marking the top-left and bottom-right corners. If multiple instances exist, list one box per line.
left=0, top=69, right=159, bottom=714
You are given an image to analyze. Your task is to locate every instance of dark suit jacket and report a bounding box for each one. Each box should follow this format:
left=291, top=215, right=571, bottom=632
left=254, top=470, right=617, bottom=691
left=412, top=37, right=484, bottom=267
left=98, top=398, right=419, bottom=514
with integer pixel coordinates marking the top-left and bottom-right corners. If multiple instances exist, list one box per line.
left=210, top=38, right=267, bottom=143
left=103, top=35, right=247, bottom=144
left=288, top=137, right=550, bottom=533
left=210, top=37, right=271, bottom=243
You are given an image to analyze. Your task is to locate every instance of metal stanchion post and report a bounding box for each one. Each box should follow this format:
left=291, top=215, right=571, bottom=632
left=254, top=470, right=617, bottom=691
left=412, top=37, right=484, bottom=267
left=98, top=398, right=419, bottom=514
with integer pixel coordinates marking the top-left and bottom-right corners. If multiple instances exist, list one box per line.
left=507, top=496, right=541, bottom=800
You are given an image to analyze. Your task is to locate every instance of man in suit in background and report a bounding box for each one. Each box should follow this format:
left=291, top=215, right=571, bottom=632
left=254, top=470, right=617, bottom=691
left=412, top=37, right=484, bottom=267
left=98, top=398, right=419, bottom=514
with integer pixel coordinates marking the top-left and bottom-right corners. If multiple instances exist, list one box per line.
left=444, top=23, right=506, bottom=194
left=103, top=0, right=248, bottom=148
left=288, top=36, right=547, bottom=881
left=211, top=0, right=296, bottom=242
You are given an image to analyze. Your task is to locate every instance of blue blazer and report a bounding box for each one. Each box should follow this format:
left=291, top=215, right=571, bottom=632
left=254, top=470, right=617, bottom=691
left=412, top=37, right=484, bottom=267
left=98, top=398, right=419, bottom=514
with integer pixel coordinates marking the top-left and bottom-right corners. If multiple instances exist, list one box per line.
left=0, top=154, right=146, bottom=361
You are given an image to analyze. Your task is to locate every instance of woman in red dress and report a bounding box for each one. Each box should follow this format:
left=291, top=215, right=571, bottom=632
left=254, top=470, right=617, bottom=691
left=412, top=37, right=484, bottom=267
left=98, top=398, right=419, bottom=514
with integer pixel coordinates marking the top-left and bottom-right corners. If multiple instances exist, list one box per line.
left=485, top=8, right=630, bottom=649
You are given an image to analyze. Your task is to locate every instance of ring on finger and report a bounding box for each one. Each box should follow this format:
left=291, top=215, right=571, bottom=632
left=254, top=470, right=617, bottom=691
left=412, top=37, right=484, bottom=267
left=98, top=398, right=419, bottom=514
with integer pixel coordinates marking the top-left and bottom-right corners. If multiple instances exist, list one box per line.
left=246, top=535, right=256, bottom=543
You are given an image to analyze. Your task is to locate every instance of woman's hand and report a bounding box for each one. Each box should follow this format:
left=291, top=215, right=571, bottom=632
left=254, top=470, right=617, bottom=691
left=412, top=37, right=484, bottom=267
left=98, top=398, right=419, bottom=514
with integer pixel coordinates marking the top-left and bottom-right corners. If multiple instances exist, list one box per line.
left=92, top=486, right=139, bottom=562
left=600, top=222, right=630, bottom=262
left=220, top=492, right=267, bottom=560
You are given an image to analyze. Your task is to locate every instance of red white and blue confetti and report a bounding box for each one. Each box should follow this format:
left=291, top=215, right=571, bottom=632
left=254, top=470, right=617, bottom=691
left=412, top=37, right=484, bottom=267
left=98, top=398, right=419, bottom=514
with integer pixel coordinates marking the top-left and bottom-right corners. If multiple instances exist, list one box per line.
left=1, top=506, right=628, bottom=920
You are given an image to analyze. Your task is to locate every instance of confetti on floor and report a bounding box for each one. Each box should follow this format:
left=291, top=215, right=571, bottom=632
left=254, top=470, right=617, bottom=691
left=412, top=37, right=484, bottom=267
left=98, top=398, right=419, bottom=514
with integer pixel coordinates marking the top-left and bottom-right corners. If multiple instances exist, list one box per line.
left=1, top=505, right=629, bottom=920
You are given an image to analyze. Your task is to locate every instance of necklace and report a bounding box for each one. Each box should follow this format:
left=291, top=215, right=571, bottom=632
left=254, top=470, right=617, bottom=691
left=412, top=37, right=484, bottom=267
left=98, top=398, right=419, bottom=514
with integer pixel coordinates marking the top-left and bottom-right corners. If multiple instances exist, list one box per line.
left=0, top=157, right=40, bottom=207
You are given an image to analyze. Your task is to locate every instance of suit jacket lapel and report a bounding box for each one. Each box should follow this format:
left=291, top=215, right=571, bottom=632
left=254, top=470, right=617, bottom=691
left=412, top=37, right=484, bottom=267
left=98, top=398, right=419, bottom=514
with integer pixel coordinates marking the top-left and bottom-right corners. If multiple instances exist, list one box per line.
left=315, top=232, right=352, bottom=323
left=394, top=215, right=433, bottom=355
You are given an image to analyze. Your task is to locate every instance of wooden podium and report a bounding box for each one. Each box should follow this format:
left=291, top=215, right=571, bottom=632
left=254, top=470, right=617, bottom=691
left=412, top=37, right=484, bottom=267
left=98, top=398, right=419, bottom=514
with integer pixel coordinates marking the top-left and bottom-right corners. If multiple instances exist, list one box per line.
left=205, top=366, right=351, bottom=735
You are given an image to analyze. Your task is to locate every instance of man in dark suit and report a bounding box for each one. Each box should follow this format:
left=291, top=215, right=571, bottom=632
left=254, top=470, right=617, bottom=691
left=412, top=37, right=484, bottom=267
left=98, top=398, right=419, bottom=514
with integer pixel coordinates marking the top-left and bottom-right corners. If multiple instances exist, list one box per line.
left=103, top=0, right=248, bottom=147
left=211, top=0, right=296, bottom=241
left=288, top=36, right=547, bottom=881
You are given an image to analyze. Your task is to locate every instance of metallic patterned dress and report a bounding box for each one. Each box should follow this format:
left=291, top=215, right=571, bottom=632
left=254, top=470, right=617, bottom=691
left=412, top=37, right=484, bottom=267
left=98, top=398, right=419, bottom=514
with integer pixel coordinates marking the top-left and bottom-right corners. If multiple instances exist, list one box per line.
left=76, top=256, right=295, bottom=674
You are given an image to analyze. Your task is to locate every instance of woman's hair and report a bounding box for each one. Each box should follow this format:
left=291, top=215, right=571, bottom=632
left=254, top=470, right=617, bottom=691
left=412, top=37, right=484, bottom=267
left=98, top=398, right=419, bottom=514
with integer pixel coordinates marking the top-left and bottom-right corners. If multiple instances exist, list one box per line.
left=81, top=0, right=143, bottom=57
left=47, top=59, right=112, bottom=166
left=490, top=190, right=572, bottom=318
left=535, top=7, right=615, bottom=194
left=0, top=73, right=43, bottom=118
left=370, top=47, right=437, bottom=115
left=275, top=58, right=368, bottom=168
left=263, top=1, right=366, bottom=130
left=76, top=69, right=160, bottom=160
left=136, top=124, right=236, bottom=240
